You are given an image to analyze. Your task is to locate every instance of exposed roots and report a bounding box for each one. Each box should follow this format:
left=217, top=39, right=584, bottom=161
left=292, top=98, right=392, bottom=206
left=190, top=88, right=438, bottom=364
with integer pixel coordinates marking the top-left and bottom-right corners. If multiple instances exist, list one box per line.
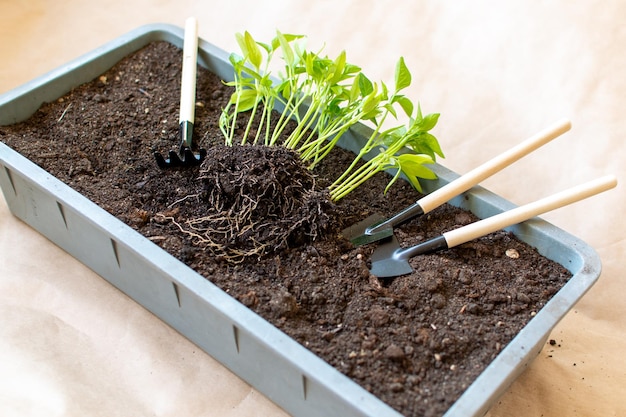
left=170, top=144, right=334, bottom=262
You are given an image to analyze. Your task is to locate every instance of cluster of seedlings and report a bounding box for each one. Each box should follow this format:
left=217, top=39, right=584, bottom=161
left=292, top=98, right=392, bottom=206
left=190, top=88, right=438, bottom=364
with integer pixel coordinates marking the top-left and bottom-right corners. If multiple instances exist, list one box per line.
left=175, top=30, right=442, bottom=260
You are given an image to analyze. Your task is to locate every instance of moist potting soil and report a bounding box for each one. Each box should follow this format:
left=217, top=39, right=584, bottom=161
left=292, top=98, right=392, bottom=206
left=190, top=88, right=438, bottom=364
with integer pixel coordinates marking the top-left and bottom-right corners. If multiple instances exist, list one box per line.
left=0, top=41, right=571, bottom=417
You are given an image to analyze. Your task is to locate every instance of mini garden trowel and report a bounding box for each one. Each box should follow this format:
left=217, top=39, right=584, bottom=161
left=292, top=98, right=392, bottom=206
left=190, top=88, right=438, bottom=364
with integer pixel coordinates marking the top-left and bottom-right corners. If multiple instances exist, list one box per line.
left=154, top=17, right=207, bottom=168
left=369, top=175, right=617, bottom=278
left=343, top=119, right=572, bottom=246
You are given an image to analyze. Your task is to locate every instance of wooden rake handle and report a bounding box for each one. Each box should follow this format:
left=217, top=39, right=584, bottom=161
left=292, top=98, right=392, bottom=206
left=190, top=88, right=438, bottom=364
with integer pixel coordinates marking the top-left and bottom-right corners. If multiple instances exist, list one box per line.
left=179, top=17, right=198, bottom=147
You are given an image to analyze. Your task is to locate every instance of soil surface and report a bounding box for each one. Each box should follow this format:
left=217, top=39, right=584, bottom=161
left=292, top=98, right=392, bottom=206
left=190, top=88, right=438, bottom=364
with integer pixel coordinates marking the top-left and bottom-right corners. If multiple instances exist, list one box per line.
left=0, top=42, right=571, bottom=417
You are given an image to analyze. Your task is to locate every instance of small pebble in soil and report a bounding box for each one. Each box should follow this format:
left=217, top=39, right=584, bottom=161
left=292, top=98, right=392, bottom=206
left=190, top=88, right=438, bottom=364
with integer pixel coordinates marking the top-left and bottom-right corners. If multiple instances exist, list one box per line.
left=389, top=382, right=405, bottom=393
left=506, top=248, right=520, bottom=258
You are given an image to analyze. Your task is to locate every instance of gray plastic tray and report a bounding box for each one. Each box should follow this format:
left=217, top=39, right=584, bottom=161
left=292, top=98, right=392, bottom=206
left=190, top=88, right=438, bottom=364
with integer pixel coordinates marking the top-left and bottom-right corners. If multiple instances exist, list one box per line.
left=0, top=24, right=601, bottom=417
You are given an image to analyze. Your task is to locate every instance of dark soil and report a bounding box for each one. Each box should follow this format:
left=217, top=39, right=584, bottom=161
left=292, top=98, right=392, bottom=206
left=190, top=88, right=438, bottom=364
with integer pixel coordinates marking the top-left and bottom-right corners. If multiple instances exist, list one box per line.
left=0, top=41, right=571, bottom=417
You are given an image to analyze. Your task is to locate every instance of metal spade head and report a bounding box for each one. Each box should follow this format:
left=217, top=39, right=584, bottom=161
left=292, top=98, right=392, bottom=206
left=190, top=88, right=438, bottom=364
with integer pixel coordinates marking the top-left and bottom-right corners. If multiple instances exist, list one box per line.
left=369, top=234, right=449, bottom=278
left=341, top=213, right=394, bottom=246
left=369, top=234, right=413, bottom=278
left=342, top=202, right=426, bottom=247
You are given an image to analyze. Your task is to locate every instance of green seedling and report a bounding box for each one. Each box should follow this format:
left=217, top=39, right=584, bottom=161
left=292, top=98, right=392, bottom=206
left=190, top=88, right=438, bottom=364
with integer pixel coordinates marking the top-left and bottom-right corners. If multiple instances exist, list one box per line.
left=219, top=31, right=443, bottom=201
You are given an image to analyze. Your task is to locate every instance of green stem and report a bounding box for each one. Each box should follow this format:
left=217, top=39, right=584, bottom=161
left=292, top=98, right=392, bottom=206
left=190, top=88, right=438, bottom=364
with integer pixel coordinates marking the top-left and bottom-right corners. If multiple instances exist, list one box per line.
left=283, top=96, right=321, bottom=149
left=300, top=106, right=365, bottom=164
left=330, top=112, right=387, bottom=188
left=241, top=95, right=260, bottom=145
left=253, top=96, right=269, bottom=145
left=228, top=85, right=243, bottom=146
left=330, top=161, right=382, bottom=201
left=269, top=89, right=306, bottom=146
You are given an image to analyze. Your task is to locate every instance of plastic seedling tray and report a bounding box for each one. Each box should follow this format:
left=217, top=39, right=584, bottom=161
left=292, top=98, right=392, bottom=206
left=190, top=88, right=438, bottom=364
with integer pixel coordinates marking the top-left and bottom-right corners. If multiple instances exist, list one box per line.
left=0, top=24, right=602, bottom=417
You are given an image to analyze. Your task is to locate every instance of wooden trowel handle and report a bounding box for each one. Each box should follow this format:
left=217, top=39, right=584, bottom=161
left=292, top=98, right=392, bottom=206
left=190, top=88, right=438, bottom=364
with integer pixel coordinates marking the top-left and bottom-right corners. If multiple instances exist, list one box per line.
left=179, top=17, right=198, bottom=146
left=418, top=119, right=572, bottom=214
left=443, top=175, right=617, bottom=248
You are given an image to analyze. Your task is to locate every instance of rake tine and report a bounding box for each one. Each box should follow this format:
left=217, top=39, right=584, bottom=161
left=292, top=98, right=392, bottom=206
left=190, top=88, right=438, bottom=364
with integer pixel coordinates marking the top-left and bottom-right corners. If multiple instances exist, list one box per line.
left=182, top=147, right=205, bottom=165
left=154, top=147, right=205, bottom=169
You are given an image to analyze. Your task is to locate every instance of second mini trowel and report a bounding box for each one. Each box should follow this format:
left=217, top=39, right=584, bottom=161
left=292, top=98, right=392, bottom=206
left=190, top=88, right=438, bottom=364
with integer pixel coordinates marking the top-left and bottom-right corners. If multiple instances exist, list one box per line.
left=369, top=175, right=617, bottom=278
left=343, top=119, right=571, bottom=246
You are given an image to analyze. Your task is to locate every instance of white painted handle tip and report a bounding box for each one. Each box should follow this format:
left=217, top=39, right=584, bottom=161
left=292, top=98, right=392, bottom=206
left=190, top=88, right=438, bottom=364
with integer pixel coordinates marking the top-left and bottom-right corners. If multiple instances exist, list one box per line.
left=179, top=17, right=199, bottom=124
left=185, top=17, right=198, bottom=32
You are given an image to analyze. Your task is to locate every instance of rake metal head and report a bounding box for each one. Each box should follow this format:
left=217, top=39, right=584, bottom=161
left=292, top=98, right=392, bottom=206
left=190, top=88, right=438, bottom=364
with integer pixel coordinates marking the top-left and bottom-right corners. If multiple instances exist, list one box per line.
left=154, top=146, right=206, bottom=168
left=154, top=121, right=206, bottom=169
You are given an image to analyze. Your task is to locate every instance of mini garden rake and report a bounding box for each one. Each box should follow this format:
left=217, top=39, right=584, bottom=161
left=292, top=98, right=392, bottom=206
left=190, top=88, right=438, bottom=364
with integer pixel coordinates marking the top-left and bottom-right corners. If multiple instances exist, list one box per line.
left=155, top=17, right=207, bottom=168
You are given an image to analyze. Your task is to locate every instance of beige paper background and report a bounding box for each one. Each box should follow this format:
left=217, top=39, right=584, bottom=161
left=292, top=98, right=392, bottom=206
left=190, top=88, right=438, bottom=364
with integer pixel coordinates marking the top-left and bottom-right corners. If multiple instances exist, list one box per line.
left=1, top=1, right=624, bottom=416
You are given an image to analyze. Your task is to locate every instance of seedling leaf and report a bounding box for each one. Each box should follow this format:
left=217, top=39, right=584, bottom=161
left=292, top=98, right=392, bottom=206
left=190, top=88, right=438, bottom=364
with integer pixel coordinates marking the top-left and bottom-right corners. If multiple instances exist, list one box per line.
left=358, top=73, right=374, bottom=96
left=244, top=32, right=263, bottom=69
left=394, top=96, right=414, bottom=117
left=277, top=30, right=295, bottom=66
left=395, top=57, right=412, bottom=92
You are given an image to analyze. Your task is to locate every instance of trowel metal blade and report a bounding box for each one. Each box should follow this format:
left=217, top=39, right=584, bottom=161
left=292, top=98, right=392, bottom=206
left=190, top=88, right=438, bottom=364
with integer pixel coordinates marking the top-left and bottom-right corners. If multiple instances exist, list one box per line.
left=341, top=213, right=393, bottom=246
left=369, top=234, right=414, bottom=278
